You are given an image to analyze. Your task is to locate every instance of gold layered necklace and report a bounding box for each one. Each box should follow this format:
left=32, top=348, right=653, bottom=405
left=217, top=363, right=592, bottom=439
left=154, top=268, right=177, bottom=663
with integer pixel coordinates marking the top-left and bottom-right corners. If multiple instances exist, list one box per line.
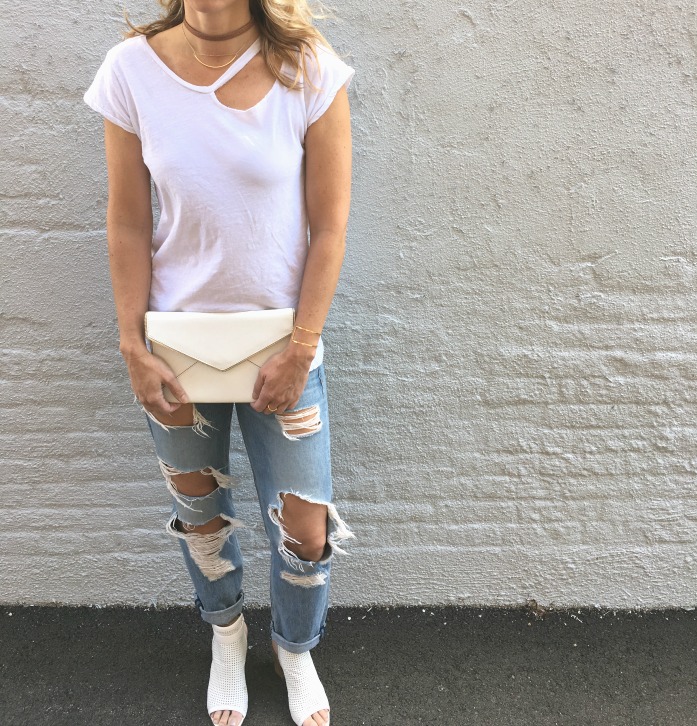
left=181, top=17, right=256, bottom=69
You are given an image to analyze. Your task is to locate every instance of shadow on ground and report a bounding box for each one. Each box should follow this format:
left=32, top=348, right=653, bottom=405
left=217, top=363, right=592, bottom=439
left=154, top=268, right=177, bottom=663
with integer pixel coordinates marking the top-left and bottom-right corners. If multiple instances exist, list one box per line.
left=1, top=604, right=695, bottom=725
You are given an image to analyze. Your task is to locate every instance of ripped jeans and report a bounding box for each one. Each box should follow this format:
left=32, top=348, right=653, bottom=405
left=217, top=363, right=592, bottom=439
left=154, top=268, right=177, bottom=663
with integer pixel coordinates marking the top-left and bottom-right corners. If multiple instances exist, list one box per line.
left=143, top=364, right=354, bottom=654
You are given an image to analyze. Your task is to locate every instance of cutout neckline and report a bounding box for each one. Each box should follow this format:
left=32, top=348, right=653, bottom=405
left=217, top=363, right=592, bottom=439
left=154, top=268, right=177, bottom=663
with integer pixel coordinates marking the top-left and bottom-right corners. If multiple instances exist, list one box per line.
left=140, top=34, right=263, bottom=94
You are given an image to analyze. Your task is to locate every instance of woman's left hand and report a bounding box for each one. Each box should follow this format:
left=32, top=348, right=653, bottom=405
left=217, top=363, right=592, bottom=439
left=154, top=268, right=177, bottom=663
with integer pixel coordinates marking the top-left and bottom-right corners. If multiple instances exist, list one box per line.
left=251, top=344, right=315, bottom=414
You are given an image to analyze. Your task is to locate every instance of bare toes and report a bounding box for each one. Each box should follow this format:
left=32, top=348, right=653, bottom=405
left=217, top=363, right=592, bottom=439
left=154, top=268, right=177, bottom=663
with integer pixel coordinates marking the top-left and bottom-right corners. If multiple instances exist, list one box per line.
left=213, top=709, right=244, bottom=726
left=304, top=711, right=329, bottom=726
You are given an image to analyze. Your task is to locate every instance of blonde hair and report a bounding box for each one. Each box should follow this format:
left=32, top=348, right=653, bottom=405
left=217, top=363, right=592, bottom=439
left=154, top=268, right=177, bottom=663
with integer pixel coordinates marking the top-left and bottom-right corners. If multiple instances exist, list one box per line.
left=123, top=0, right=336, bottom=90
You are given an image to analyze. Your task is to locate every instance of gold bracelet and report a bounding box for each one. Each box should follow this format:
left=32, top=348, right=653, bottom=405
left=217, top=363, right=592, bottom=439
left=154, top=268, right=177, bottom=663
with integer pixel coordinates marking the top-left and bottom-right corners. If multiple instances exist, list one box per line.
left=291, top=326, right=319, bottom=348
left=291, top=338, right=318, bottom=348
left=294, top=324, right=322, bottom=337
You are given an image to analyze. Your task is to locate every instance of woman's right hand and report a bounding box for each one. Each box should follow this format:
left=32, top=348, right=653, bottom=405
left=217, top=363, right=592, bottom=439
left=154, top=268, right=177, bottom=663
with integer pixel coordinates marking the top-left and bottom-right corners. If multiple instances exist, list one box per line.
left=121, top=345, right=189, bottom=418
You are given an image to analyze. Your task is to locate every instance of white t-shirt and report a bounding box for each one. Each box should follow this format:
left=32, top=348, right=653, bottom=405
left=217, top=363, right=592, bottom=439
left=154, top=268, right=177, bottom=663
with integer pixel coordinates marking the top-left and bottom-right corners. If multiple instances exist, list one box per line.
left=84, top=31, right=355, bottom=370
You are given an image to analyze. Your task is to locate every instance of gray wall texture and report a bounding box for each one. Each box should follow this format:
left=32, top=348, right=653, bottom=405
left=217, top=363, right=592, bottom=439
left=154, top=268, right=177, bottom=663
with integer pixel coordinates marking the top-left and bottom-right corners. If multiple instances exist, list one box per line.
left=2, top=0, right=696, bottom=608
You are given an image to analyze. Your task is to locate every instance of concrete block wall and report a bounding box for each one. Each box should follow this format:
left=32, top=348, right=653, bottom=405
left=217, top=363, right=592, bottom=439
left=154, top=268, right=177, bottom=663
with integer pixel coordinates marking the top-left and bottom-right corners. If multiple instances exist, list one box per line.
left=1, top=0, right=696, bottom=608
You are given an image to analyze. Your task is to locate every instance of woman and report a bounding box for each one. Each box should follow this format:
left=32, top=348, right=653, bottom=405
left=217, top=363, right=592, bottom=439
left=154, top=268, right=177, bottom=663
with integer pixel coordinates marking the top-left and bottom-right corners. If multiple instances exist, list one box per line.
left=83, top=1, right=355, bottom=724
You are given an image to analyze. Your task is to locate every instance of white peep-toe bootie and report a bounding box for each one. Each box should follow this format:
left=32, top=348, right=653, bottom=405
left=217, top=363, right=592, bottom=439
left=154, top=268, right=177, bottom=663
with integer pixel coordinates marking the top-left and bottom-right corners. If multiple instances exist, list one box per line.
left=207, top=614, right=248, bottom=725
left=275, top=643, right=330, bottom=725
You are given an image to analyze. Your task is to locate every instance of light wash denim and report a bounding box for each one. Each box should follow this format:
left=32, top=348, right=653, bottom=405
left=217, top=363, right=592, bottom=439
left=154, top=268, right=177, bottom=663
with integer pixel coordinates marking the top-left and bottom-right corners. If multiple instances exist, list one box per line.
left=143, top=364, right=354, bottom=653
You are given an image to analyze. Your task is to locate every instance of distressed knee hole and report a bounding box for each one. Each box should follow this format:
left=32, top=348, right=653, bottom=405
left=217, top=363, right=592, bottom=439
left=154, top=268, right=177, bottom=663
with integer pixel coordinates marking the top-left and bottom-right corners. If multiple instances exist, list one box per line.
left=275, top=493, right=328, bottom=561
left=158, top=460, right=236, bottom=513
left=171, top=470, right=217, bottom=496
left=275, top=405, right=322, bottom=441
left=166, top=512, right=243, bottom=581
left=268, top=491, right=355, bottom=574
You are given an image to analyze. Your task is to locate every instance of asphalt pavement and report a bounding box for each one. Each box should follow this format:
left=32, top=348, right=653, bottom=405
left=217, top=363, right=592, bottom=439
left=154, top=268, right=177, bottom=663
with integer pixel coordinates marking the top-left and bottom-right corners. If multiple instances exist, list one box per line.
left=1, top=604, right=695, bottom=725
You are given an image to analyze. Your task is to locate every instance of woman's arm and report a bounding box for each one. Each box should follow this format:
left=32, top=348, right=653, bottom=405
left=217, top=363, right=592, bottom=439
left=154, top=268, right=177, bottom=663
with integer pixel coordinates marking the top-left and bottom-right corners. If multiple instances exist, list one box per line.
left=103, top=119, right=189, bottom=414
left=251, top=85, right=353, bottom=414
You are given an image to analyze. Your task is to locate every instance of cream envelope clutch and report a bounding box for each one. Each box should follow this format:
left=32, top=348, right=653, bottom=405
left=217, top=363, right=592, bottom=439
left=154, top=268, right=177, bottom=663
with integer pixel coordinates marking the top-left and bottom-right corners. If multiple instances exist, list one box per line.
left=144, top=308, right=295, bottom=403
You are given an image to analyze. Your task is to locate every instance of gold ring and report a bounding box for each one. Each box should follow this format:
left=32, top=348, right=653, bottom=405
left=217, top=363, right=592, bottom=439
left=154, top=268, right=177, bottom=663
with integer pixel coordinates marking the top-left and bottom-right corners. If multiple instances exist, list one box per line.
left=266, top=404, right=278, bottom=412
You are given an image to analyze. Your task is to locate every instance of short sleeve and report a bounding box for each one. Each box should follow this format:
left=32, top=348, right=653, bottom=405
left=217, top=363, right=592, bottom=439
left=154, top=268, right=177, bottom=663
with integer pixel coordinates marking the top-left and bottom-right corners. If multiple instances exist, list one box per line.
left=304, top=43, right=355, bottom=130
left=83, top=45, right=139, bottom=136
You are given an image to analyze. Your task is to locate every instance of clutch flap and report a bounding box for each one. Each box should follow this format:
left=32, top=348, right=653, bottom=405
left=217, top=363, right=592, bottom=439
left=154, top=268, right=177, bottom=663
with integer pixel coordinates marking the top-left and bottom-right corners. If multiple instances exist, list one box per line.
left=145, top=309, right=294, bottom=371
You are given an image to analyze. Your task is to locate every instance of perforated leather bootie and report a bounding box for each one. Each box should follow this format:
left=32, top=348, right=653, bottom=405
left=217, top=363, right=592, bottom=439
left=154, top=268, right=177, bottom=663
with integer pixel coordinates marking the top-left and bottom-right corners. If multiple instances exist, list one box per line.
left=207, top=614, right=248, bottom=725
left=274, top=642, right=330, bottom=725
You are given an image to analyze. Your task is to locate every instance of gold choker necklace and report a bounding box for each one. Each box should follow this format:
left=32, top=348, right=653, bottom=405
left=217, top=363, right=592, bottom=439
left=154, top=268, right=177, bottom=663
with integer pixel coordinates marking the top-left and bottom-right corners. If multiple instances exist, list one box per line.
left=181, top=24, right=253, bottom=69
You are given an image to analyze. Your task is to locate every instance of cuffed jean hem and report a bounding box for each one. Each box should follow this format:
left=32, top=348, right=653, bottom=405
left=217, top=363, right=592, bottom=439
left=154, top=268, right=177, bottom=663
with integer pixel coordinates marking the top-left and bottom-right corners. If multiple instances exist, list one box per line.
left=195, top=589, right=245, bottom=626
left=271, top=628, right=322, bottom=654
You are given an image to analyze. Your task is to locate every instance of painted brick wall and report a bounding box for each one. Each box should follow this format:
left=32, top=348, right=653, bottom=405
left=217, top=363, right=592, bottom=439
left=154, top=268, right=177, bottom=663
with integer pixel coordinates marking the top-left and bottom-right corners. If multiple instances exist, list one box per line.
left=2, top=0, right=696, bottom=608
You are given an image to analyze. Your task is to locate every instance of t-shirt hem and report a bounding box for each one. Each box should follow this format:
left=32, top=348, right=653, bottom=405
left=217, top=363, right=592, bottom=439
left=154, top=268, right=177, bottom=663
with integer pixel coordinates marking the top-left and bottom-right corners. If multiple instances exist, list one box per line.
left=308, top=336, right=324, bottom=371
